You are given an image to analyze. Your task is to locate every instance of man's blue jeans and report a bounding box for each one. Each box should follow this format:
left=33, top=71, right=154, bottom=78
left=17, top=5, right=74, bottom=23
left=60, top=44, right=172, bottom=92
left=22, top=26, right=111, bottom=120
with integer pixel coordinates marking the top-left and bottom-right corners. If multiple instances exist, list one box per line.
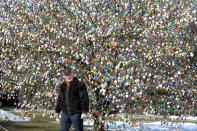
left=60, top=113, right=83, bottom=131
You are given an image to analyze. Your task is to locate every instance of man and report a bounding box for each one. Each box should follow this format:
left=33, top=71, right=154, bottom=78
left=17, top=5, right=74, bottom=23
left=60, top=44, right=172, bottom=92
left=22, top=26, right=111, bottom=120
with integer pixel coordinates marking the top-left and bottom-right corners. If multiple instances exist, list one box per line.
left=55, top=66, right=89, bottom=131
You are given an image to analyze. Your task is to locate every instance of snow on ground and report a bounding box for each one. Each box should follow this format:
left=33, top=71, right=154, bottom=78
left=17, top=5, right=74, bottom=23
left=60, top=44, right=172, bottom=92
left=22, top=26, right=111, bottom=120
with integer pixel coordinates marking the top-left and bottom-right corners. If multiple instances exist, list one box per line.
left=83, top=117, right=197, bottom=131
left=83, top=120, right=197, bottom=131
left=1, top=109, right=197, bottom=130
left=0, top=109, right=30, bottom=121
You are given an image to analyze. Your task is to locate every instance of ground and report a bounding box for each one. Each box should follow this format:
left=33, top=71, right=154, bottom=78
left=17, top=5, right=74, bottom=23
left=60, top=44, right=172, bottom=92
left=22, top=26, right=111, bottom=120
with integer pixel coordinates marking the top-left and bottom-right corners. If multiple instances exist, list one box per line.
left=0, top=120, right=94, bottom=131
left=0, top=109, right=92, bottom=131
left=1, top=108, right=197, bottom=131
left=0, top=121, right=60, bottom=131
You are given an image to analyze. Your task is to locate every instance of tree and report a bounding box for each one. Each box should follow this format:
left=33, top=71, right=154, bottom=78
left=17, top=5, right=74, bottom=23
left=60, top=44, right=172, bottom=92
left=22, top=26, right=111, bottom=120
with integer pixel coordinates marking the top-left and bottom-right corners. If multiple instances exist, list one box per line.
left=0, top=0, right=196, bottom=130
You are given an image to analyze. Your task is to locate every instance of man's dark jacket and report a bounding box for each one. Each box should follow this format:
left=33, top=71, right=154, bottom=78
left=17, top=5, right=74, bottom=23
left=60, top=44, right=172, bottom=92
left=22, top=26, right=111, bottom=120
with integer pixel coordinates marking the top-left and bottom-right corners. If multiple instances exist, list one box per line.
left=55, top=77, right=89, bottom=114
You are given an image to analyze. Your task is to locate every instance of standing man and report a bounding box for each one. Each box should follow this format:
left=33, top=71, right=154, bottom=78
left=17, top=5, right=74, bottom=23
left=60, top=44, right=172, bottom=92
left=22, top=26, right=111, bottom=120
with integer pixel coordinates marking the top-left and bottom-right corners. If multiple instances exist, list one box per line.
left=55, top=66, right=89, bottom=131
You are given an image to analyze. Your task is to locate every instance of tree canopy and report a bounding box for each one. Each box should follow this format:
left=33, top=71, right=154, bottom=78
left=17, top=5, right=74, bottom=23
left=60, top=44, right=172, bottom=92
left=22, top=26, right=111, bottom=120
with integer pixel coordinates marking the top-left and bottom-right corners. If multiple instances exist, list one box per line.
left=0, top=0, right=196, bottom=130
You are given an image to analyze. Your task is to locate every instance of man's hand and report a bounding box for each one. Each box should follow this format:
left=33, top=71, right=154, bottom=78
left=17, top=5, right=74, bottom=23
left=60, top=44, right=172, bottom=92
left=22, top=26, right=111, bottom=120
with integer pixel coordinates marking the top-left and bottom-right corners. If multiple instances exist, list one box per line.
left=81, top=113, right=87, bottom=119
left=54, top=113, right=59, bottom=118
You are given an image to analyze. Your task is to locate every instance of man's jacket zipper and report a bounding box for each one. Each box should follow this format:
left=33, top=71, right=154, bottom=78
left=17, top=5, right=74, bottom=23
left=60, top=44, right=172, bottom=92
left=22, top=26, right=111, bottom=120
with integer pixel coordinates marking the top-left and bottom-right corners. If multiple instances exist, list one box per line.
left=66, top=87, right=71, bottom=114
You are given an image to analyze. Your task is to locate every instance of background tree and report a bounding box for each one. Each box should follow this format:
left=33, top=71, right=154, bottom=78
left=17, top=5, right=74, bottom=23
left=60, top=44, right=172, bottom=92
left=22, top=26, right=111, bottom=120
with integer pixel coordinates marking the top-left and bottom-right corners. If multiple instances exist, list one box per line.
left=0, top=0, right=196, bottom=130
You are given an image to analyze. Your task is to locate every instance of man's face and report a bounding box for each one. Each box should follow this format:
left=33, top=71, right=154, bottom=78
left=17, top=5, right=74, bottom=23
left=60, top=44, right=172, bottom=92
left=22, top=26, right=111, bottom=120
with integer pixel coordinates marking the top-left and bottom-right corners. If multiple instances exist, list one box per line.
left=63, top=73, right=74, bottom=82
